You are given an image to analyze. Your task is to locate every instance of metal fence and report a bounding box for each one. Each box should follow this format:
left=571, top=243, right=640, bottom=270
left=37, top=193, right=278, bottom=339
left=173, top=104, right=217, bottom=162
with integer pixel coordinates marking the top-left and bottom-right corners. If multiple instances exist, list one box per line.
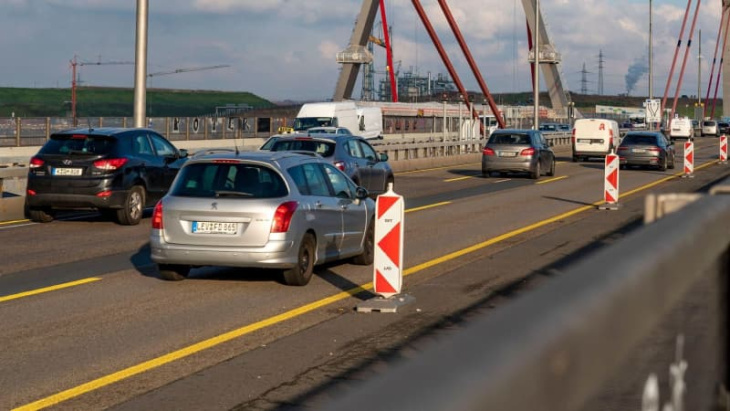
left=320, top=178, right=730, bottom=411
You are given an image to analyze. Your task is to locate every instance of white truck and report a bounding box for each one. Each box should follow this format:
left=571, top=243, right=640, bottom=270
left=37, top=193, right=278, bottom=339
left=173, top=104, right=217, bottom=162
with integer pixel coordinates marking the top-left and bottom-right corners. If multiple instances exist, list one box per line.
left=293, top=102, right=383, bottom=140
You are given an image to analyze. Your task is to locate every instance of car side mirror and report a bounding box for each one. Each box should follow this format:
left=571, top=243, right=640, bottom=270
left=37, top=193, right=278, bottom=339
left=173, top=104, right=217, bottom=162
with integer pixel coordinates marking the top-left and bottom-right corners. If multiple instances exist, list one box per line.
left=179, top=149, right=189, bottom=158
left=379, top=152, right=388, bottom=162
left=355, top=186, right=369, bottom=200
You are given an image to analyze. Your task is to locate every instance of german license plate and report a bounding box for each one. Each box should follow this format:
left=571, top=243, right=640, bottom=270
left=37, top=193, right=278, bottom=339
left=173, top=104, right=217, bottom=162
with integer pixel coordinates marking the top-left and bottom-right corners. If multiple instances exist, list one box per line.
left=192, top=221, right=238, bottom=234
left=499, top=151, right=517, bottom=157
left=633, top=148, right=647, bottom=153
left=578, top=139, right=592, bottom=143
left=52, top=167, right=82, bottom=176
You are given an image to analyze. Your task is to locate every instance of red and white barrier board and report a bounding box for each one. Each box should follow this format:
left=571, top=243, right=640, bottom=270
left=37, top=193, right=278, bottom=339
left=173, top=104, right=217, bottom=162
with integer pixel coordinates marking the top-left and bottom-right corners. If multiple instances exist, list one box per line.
left=720, top=135, right=727, bottom=164
left=373, top=185, right=404, bottom=298
left=684, top=141, right=694, bottom=176
left=600, top=152, right=619, bottom=210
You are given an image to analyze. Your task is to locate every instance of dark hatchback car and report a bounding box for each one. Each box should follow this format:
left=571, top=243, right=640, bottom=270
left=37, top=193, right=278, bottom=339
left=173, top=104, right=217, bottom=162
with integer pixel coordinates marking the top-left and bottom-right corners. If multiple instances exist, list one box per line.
left=26, top=127, right=188, bottom=225
left=617, top=131, right=675, bottom=171
left=267, top=134, right=394, bottom=196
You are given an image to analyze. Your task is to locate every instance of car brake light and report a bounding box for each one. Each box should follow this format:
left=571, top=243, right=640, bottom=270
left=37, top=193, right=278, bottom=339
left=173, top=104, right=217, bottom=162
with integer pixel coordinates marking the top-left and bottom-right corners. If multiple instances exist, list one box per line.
left=482, top=147, right=495, bottom=156
left=647, top=147, right=661, bottom=153
left=71, top=134, right=88, bottom=140
left=571, top=129, right=576, bottom=144
left=334, top=161, right=346, bottom=171
left=27, top=189, right=36, bottom=196
left=96, top=190, right=113, bottom=198
left=29, top=157, right=44, bottom=169
left=617, top=146, right=629, bottom=151
left=152, top=201, right=163, bottom=229
left=271, top=201, right=298, bottom=233
left=213, top=159, right=241, bottom=164
left=520, top=147, right=535, bottom=156
left=93, top=158, right=128, bottom=171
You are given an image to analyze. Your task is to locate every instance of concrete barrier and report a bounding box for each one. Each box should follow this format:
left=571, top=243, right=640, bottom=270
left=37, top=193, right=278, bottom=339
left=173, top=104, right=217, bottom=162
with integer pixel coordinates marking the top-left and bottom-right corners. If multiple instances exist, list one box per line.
left=0, top=166, right=28, bottom=222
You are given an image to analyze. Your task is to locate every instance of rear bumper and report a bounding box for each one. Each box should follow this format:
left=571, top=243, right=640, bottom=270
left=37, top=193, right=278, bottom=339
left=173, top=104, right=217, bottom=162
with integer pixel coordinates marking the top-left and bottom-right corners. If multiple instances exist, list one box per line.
left=481, top=156, right=534, bottom=173
left=619, top=155, right=661, bottom=166
left=25, top=191, right=128, bottom=210
left=149, top=230, right=297, bottom=268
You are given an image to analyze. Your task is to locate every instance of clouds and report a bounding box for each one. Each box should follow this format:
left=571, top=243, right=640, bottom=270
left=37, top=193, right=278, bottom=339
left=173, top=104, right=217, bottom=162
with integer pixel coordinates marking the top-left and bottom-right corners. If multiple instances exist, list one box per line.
left=0, top=0, right=724, bottom=101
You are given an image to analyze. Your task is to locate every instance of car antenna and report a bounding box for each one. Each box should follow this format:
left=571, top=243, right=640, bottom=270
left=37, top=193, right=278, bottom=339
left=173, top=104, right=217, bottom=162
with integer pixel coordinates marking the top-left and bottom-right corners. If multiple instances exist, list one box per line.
left=233, top=125, right=240, bottom=156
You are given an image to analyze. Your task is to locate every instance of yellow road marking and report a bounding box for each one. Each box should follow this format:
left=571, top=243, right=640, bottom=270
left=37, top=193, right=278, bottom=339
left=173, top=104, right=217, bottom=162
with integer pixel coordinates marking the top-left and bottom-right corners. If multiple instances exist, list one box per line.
left=405, top=202, right=451, bottom=213
left=536, top=176, right=568, bottom=185
left=494, top=179, right=511, bottom=183
left=395, top=162, right=480, bottom=175
left=0, top=278, right=101, bottom=304
left=444, top=176, right=474, bottom=182
left=15, top=159, right=721, bottom=411
left=0, top=219, right=31, bottom=226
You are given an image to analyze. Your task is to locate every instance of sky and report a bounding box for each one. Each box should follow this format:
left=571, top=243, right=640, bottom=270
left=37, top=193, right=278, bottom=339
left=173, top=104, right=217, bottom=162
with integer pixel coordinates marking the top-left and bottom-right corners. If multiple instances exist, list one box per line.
left=0, top=0, right=725, bottom=103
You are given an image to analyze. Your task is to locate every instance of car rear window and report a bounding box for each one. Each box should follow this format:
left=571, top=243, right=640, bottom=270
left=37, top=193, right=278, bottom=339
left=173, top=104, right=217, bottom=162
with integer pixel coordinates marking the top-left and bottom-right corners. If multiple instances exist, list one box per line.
left=170, top=162, right=288, bottom=199
left=488, top=133, right=531, bottom=145
left=703, top=121, right=717, bottom=126
left=621, top=134, right=658, bottom=145
left=40, top=134, right=116, bottom=155
left=270, top=139, right=336, bottom=157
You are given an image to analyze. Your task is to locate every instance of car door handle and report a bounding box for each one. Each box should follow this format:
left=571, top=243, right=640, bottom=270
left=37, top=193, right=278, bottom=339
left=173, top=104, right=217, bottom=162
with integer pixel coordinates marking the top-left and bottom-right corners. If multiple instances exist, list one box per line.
left=340, top=204, right=348, bottom=210
left=315, top=201, right=323, bottom=209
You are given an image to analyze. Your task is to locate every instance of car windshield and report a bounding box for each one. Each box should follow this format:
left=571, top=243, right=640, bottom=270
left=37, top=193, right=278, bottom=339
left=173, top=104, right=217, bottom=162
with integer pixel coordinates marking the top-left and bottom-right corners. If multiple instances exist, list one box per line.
left=622, top=134, right=658, bottom=145
left=703, top=121, right=716, bottom=126
left=40, top=134, right=116, bottom=155
left=488, top=133, right=531, bottom=145
left=293, top=117, right=334, bottom=131
left=270, top=139, right=336, bottom=157
left=170, top=163, right=288, bottom=199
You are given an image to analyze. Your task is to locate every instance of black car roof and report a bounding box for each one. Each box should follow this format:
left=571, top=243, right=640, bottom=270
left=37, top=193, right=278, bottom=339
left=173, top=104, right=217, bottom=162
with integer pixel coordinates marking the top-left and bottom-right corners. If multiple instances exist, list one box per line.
left=52, top=127, right=155, bottom=137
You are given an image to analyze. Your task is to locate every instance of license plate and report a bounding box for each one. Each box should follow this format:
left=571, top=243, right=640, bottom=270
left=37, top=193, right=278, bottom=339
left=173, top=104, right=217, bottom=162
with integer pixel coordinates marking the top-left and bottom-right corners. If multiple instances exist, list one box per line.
left=192, top=221, right=238, bottom=235
left=53, top=167, right=82, bottom=176
left=499, top=151, right=517, bottom=157
left=632, top=148, right=647, bottom=153
left=577, top=139, right=592, bottom=143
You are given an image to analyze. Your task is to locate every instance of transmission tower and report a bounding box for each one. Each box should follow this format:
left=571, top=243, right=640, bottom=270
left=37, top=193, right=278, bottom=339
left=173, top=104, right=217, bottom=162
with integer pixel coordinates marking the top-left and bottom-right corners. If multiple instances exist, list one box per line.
left=581, top=63, right=589, bottom=95
left=598, top=50, right=605, bottom=95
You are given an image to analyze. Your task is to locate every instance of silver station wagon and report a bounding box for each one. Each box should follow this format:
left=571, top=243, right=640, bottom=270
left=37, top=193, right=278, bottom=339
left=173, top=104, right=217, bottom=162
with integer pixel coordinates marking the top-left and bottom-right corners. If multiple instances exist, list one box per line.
left=150, top=151, right=375, bottom=286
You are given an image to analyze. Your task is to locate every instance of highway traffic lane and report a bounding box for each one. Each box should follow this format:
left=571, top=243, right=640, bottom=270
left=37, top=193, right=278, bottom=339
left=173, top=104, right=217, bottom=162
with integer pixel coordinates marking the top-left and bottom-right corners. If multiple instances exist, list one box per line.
left=91, top=150, right=730, bottom=410
left=3, top=148, right=727, bottom=409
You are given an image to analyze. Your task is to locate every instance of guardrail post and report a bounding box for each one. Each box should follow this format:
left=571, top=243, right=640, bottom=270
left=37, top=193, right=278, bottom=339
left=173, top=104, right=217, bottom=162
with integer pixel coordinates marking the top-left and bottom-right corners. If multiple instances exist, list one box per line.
left=45, top=118, right=50, bottom=142
left=15, top=117, right=20, bottom=147
left=185, top=117, right=190, bottom=141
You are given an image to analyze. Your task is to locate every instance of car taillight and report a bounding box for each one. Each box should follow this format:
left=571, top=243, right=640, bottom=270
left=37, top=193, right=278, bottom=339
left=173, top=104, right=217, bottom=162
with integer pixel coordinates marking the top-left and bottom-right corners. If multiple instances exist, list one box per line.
left=617, top=146, right=629, bottom=151
left=482, top=147, right=495, bottom=156
left=334, top=161, right=346, bottom=171
left=96, top=190, right=113, bottom=198
left=520, top=147, right=535, bottom=156
left=152, top=201, right=163, bottom=229
left=93, top=158, right=128, bottom=171
left=27, top=189, right=36, bottom=196
left=271, top=201, right=298, bottom=233
left=29, top=157, right=44, bottom=169
left=647, top=147, right=661, bottom=153
left=571, top=129, right=576, bottom=144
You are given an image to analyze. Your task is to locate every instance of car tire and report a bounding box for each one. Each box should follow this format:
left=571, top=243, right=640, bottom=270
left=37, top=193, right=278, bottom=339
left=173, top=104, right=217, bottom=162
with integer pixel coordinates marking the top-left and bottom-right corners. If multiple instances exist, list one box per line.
left=659, top=155, right=668, bottom=171
left=547, top=158, right=556, bottom=177
left=530, top=161, right=540, bottom=180
left=282, top=233, right=315, bottom=286
left=481, top=169, right=490, bottom=178
left=353, top=220, right=374, bottom=266
left=28, top=207, right=54, bottom=223
left=572, top=154, right=579, bottom=163
left=669, top=153, right=676, bottom=169
left=158, top=264, right=190, bottom=281
left=115, top=185, right=145, bottom=226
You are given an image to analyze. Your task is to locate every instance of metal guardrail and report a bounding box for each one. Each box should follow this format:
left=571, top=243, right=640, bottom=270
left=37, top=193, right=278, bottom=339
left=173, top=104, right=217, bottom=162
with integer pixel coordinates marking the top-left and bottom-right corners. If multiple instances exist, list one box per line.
left=320, top=177, right=730, bottom=411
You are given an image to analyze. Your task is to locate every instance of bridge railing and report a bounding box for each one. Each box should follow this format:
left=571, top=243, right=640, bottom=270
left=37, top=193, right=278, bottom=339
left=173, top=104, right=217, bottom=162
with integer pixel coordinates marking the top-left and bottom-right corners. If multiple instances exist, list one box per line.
left=319, top=177, right=730, bottom=411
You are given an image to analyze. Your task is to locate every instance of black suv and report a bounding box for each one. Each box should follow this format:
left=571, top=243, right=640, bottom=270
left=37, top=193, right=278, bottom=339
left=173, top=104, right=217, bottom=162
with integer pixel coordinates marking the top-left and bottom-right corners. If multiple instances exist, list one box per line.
left=25, top=127, right=188, bottom=225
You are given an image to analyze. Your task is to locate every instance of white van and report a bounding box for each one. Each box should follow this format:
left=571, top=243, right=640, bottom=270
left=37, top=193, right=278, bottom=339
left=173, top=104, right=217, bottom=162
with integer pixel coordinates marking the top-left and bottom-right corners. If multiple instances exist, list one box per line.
left=572, top=119, right=621, bottom=162
left=355, top=107, right=384, bottom=140
left=668, top=117, right=694, bottom=141
left=294, top=102, right=360, bottom=134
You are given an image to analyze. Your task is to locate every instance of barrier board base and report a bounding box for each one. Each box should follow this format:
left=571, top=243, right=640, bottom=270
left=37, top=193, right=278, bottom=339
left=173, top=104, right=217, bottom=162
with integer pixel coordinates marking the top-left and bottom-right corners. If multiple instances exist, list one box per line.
left=598, top=203, right=620, bottom=211
left=356, top=294, right=416, bottom=313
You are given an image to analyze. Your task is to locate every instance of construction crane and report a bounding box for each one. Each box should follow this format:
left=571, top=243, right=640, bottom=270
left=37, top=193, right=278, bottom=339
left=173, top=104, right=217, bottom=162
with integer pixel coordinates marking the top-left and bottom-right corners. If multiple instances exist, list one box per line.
left=70, top=55, right=133, bottom=121
left=147, top=65, right=230, bottom=78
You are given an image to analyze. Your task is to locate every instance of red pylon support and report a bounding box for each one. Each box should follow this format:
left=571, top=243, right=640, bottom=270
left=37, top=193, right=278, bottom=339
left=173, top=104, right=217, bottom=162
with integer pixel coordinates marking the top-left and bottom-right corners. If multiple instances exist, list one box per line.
left=711, top=7, right=730, bottom=119
left=669, top=0, right=702, bottom=124
left=436, top=0, right=505, bottom=130
left=378, top=0, right=398, bottom=103
left=704, top=7, right=729, bottom=118
left=410, top=0, right=484, bottom=135
left=661, top=0, right=693, bottom=120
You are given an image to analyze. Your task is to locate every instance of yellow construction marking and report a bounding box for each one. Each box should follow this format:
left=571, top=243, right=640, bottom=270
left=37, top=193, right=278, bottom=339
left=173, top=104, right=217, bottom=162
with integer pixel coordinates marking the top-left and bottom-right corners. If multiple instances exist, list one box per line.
left=15, top=159, right=720, bottom=411
left=0, top=219, right=31, bottom=226
left=395, top=162, right=480, bottom=176
left=405, top=202, right=451, bottom=213
left=536, top=176, right=568, bottom=185
left=0, top=278, right=101, bottom=304
left=494, top=179, right=511, bottom=183
left=444, top=176, right=474, bottom=182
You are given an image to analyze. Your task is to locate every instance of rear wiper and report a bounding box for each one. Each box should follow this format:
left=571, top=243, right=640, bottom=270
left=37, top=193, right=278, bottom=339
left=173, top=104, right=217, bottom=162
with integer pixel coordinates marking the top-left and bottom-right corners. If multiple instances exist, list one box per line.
left=214, top=190, right=254, bottom=197
left=66, top=149, right=93, bottom=155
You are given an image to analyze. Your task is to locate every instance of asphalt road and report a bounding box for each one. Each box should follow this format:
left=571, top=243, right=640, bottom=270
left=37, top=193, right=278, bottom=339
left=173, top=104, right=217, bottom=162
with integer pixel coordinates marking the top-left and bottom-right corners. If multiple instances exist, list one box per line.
left=0, top=138, right=728, bottom=410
